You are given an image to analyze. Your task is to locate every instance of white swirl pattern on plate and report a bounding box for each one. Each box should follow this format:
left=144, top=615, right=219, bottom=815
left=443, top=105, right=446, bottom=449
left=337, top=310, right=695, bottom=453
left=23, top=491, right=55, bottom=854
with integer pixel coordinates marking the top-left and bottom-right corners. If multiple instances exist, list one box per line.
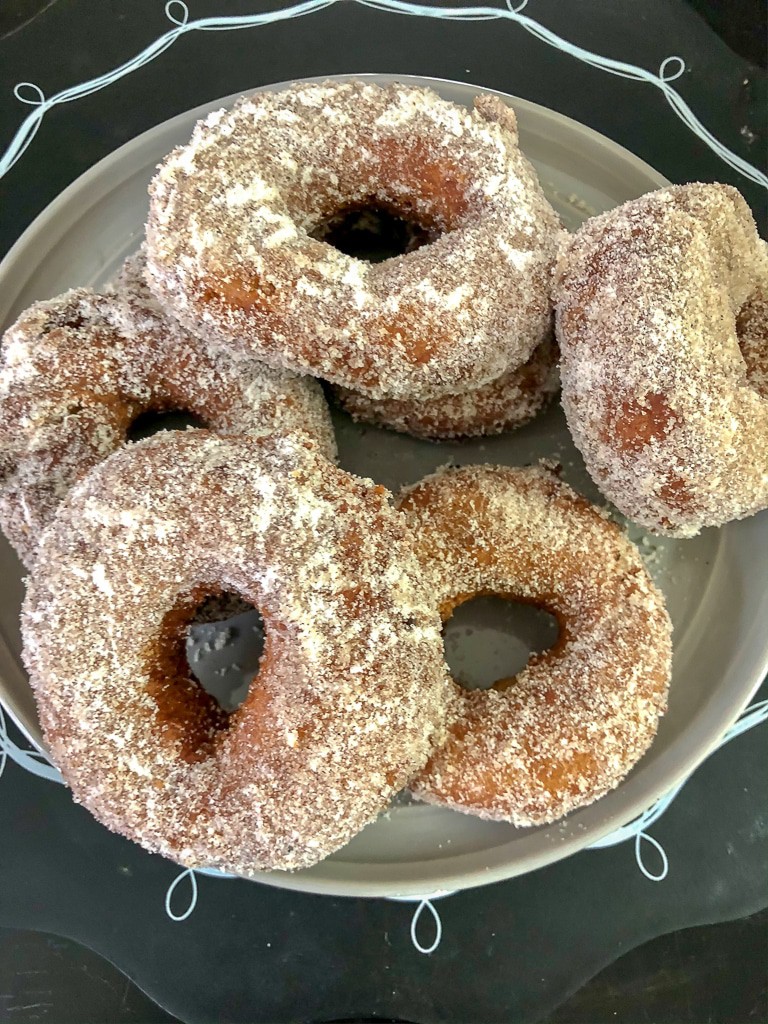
left=0, top=0, right=766, bottom=188
left=1, top=698, right=767, bottom=951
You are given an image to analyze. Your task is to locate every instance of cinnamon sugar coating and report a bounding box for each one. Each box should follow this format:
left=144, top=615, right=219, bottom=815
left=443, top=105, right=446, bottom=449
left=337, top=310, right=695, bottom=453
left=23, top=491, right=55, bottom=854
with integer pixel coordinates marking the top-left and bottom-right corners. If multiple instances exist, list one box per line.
left=22, top=432, right=450, bottom=873
left=555, top=183, right=768, bottom=536
left=400, top=464, right=671, bottom=825
left=0, top=253, right=335, bottom=566
left=145, top=80, right=561, bottom=400
left=332, top=335, right=559, bottom=440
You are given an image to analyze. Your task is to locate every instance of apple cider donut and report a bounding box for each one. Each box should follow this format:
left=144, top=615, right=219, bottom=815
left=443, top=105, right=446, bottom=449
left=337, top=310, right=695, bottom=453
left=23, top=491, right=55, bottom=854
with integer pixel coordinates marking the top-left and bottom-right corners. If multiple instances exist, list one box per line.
left=399, top=464, right=672, bottom=825
left=0, top=260, right=335, bottom=567
left=145, top=80, right=561, bottom=400
left=332, top=336, right=558, bottom=440
left=22, top=431, right=449, bottom=874
left=555, top=183, right=768, bottom=536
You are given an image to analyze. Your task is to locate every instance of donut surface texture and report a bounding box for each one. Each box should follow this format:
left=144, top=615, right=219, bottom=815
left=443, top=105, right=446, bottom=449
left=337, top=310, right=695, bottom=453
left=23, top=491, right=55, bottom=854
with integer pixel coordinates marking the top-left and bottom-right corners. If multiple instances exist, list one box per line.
left=555, top=183, right=768, bottom=537
left=332, top=336, right=559, bottom=440
left=23, top=431, right=450, bottom=874
left=399, top=464, right=672, bottom=825
left=145, top=80, right=561, bottom=400
left=0, top=261, right=335, bottom=567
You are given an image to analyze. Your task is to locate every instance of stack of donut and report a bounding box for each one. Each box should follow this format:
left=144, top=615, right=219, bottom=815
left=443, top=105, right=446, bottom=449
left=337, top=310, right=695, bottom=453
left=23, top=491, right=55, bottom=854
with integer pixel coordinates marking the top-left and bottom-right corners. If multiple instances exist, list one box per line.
left=144, top=81, right=563, bottom=439
left=2, top=79, right=766, bottom=877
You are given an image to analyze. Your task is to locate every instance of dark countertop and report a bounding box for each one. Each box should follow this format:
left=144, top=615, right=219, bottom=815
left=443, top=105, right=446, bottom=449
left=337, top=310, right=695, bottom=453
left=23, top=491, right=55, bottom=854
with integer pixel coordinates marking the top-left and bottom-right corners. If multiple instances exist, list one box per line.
left=0, top=2, right=766, bottom=1022
left=2, top=907, right=767, bottom=1023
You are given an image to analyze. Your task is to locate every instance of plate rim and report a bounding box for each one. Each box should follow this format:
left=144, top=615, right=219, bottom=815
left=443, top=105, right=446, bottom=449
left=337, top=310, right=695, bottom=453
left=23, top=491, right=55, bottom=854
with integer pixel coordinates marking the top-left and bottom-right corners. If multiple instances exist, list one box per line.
left=0, top=72, right=765, bottom=899
left=0, top=72, right=671, bottom=286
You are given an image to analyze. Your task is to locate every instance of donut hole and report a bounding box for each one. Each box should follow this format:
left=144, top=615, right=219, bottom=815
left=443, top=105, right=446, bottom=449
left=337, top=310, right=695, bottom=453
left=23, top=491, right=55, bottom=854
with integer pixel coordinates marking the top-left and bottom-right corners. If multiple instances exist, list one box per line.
left=442, top=595, right=560, bottom=691
left=126, top=407, right=208, bottom=443
left=309, top=200, right=439, bottom=263
left=185, top=592, right=266, bottom=713
left=150, top=589, right=266, bottom=761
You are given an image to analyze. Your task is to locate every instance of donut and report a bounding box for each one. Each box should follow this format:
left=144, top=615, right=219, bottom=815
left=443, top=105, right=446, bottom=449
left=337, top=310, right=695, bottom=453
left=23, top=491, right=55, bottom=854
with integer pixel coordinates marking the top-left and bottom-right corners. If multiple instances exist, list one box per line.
left=0, top=257, right=335, bottom=567
left=398, top=464, right=671, bottom=825
left=555, top=183, right=768, bottom=537
left=332, top=336, right=559, bottom=440
left=22, top=431, right=450, bottom=874
left=113, top=247, right=334, bottom=459
left=145, top=80, right=561, bottom=400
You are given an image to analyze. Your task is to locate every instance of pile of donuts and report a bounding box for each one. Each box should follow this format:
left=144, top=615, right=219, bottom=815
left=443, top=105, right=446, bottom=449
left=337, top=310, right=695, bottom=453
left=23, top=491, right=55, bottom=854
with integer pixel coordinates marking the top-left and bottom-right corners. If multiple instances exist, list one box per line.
left=2, top=81, right=766, bottom=877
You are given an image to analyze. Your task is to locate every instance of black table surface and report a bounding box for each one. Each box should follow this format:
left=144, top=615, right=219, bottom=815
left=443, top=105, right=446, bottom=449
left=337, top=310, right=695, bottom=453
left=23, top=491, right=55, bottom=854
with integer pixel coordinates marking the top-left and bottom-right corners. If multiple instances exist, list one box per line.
left=0, top=2, right=766, bottom=1022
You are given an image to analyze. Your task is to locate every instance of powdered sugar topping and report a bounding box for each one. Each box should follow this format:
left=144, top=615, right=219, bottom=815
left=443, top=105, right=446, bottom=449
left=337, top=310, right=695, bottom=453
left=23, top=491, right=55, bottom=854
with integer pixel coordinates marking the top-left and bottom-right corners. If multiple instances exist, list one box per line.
left=22, top=432, right=451, bottom=874
left=555, top=183, right=768, bottom=536
left=0, top=252, right=336, bottom=566
left=400, top=464, right=672, bottom=825
left=145, top=80, right=561, bottom=400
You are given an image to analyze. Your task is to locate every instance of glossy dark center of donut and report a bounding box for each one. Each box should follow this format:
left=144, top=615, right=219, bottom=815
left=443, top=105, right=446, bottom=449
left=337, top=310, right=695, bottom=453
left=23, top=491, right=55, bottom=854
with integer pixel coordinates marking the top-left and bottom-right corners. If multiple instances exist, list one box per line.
left=126, top=407, right=208, bottom=442
left=150, top=588, right=265, bottom=761
left=442, top=595, right=560, bottom=691
left=310, top=200, right=440, bottom=263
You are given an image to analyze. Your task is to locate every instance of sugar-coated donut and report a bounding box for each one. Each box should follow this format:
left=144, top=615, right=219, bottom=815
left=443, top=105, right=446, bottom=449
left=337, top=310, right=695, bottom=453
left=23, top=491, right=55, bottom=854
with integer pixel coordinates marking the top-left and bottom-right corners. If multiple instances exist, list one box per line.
left=145, top=80, right=561, bottom=400
left=22, top=431, right=450, bottom=874
left=555, top=183, right=768, bottom=537
left=0, top=258, right=335, bottom=567
left=332, top=336, right=559, bottom=440
left=399, top=464, right=671, bottom=825
left=113, top=248, right=335, bottom=460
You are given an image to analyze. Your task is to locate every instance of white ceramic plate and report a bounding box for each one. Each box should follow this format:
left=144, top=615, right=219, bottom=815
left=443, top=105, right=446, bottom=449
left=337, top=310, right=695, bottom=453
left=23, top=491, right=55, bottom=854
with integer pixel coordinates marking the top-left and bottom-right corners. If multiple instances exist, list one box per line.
left=1, top=75, right=766, bottom=898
